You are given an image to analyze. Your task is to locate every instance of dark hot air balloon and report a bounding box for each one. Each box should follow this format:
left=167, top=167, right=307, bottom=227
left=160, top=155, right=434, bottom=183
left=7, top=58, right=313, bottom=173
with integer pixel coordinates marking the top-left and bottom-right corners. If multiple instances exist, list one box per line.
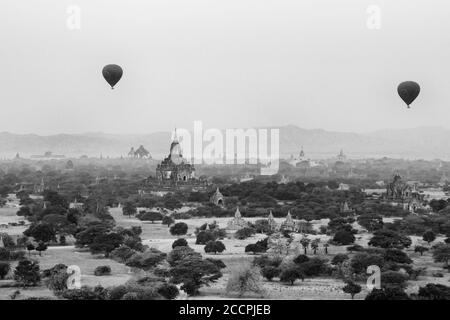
left=397, top=81, right=420, bottom=108
left=102, top=64, right=123, bottom=89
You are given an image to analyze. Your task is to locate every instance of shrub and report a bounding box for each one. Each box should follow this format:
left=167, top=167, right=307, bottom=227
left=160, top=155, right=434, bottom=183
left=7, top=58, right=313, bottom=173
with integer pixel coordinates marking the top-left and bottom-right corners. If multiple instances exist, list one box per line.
left=261, top=266, right=280, bottom=281
left=235, top=227, right=256, bottom=240
left=279, top=266, right=304, bottom=285
left=204, top=241, right=226, bottom=254
left=293, top=254, right=310, bottom=265
left=0, top=262, right=11, bottom=279
left=172, top=238, right=188, bottom=249
left=196, top=230, right=217, bottom=245
left=157, top=283, right=179, bottom=300
left=332, top=254, right=349, bottom=265
left=333, top=230, right=355, bottom=245
left=94, top=265, right=112, bottom=276
left=170, top=222, right=188, bottom=236
left=226, top=266, right=265, bottom=297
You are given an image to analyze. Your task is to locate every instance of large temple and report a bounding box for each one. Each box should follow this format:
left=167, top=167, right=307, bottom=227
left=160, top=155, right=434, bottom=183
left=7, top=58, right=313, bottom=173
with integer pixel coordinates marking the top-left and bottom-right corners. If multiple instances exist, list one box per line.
left=156, top=130, right=196, bottom=186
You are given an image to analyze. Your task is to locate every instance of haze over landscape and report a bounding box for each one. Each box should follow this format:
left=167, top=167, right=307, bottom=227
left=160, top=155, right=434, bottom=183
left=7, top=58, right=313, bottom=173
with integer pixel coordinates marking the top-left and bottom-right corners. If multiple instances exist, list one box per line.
left=2, top=125, right=450, bottom=160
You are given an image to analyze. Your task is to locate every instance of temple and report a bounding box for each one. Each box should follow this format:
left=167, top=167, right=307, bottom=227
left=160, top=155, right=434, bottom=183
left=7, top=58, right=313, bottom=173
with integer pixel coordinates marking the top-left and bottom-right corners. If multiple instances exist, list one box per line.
left=280, top=211, right=297, bottom=232
left=156, top=129, right=196, bottom=186
left=210, top=188, right=225, bottom=206
left=227, top=207, right=248, bottom=230
left=385, top=174, right=424, bottom=213
left=128, top=145, right=151, bottom=158
left=336, top=149, right=347, bottom=162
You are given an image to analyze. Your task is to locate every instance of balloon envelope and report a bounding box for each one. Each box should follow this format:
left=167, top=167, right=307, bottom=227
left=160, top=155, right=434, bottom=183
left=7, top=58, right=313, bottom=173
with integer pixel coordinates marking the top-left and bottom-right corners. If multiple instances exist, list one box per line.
left=102, top=64, right=123, bottom=89
left=397, top=81, right=420, bottom=107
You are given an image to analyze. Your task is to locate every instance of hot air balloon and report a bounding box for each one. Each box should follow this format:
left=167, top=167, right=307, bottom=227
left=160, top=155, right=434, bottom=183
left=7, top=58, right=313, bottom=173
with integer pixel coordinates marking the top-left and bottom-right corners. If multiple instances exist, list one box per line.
left=102, top=64, right=123, bottom=89
left=397, top=81, right=420, bottom=108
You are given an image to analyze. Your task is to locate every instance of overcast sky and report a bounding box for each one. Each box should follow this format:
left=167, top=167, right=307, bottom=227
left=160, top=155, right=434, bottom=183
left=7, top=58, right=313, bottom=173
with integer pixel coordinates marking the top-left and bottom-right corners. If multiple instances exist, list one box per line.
left=1, top=0, right=450, bottom=135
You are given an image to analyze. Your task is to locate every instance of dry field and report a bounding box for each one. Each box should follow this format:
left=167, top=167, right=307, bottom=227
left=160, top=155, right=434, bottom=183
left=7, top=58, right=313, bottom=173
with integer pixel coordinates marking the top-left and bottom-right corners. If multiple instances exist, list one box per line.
left=0, top=206, right=448, bottom=300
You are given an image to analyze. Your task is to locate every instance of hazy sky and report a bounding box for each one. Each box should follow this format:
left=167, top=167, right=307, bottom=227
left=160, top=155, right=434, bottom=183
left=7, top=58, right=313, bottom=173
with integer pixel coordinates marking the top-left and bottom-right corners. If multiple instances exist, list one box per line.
left=1, top=0, right=450, bottom=135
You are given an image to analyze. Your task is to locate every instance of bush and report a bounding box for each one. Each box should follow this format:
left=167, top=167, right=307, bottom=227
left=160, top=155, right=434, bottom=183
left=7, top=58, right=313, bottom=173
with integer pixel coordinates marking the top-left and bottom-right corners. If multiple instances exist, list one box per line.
left=157, top=283, right=179, bottom=300
left=110, top=246, right=136, bottom=263
left=14, top=259, right=41, bottom=286
left=235, top=227, right=256, bottom=240
left=293, top=254, right=310, bottom=265
left=417, top=283, right=450, bottom=300
left=94, top=265, right=112, bottom=276
left=170, top=222, right=188, bottom=236
left=261, top=266, right=280, bottom=281
left=204, top=241, right=226, bottom=254
left=225, top=266, right=265, bottom=297
left=333, top=230, right=355, bottom=245
left=172, top=238, right=188, bottom=249
left=279, top=266, right=304, bottom=285
left=136, top=211, right=163, bottom=223
left=0, top=262, right=11, bottom=279
left=196, top=231, right=217, bottom=245
left=125, top=248, right=167, bottom=270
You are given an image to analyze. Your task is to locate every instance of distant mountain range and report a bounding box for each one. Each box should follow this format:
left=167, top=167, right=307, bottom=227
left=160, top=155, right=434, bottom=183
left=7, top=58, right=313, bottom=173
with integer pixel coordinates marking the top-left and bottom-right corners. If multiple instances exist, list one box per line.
left=0, top=126, right=449, bottom=160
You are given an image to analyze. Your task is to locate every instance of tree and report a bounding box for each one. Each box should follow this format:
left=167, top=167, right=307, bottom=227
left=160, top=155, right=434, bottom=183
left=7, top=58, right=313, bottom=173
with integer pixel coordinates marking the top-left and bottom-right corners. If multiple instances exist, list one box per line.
left=311, top=239, right=320, bottom=254
left=235, top=227, right=256, bottom=240
left=383, top=248, right=412, bottom=264
left=357, top=213, right=384, bottom=232
left=417, top=283, right=450, bottom=300
left=170, top=222, right=188, bottom=236
left=36, top=242, right=48, bottom=256
left=172, top=238, right=188, bottom=249
left=0, top=262, right=10, bottom=280
left=381, top=271, right=408, bottom=289
left=162, top=216, right=175, bottom=227
left=422, top=230, right=436, bottom=244
left=137, top=211, right=163, bottom=223
left=169, top=257, right=222, bottom=296
left=89, top=233, right=124, bottom=257
left=126, top=248, right=167, bottom=270
left=75, top=224, right=111, bottom=247
left=261, top=266, right=280, bottom=281
left=24, top=223, right=56, bottom=243
left=293, top=254, right=310, bottom=265
left=350, top=253, right=384, bottom=274
left=368, top=229, right=411, bottom=249
left=167, top=246, right=201, bottom=267
left=432, top=244, right=450, bottom=267
left=365, top=287, right=410, bottom=300
left=343, top=281, right=362, bottom=299
left=253, top=220, right=271, bottom=234
left=299, top=237, right=311, bottom=255
left=122, top=202, right=137, bottom=217
left=332, top=254, right=349, bottom=265
left=26, top=243, right=35, bottom=256
left=279, top=266, right=304, bottom=285
left=226, top=265, right=265, bottom=297
left=14, top=259, right=41, bottom=287
left=414, top=245, right=429, bottom=256
left=204, top=241, right=226, bottom=254
left=333, top=230, right=355, bottom=245
left=195, top=230, right=216, bottom=245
